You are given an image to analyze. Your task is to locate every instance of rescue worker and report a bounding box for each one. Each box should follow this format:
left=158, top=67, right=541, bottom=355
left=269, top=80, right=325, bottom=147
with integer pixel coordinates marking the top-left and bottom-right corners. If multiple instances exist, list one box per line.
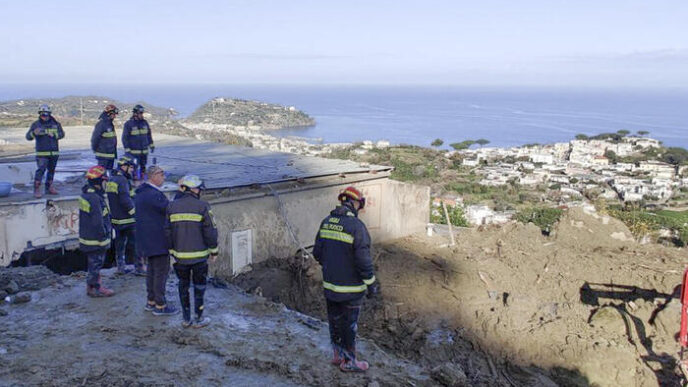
left=135, top=165, right=178, bottom=316
left=79, top=165, right=115, bottom=297
left=312, top=186, right=380, bottom=372
left=164, top=175, right=218, bottom=328
left=26, top=104, right=64, bottom=198
left=91, top=104, right=119, bottom=170
left=106, top=155, right=145, bottom=276
left=122, top=104, right=155, bottom=178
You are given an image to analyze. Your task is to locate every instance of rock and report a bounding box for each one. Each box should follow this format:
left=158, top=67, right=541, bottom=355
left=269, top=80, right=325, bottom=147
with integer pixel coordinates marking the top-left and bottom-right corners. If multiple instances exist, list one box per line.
left=7, top=292, right=31, bottom=304
left=0, top=308, right=8, bottom=316
left=431, top=362, right=468, bottom=387
left=4, top=280, right=19, bottom=295
left=589, top=305, right=626, bottom=334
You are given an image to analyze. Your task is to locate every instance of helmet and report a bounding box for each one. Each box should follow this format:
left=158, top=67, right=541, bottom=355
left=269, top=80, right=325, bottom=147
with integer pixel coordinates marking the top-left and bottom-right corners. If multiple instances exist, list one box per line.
left=117, top=154, right=137, bottom=167
left=338, top=186, right=366, bottom=209
left=180, top=175, right=205, bottom=190
left=38, top=104, right=51, bottom=115
left=104, top=104, right=119, bottom=115
left=85, top=165, right=107, bottom=180
left=132, top=104, right=145, bottom=114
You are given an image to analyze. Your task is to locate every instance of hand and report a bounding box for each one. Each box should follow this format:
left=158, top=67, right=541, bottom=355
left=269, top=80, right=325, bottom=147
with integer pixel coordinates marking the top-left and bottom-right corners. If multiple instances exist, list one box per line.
left=366, top=281, right=381, bottom=299
left=209, top=254, right=218, bottom=263
left=33, top=128, right=42, bottom=135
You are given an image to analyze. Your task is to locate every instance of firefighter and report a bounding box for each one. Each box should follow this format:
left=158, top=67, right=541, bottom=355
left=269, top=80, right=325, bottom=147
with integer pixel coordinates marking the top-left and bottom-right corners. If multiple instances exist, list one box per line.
left=164, top=175, right=218, bottom=328
left=26, top=104, right=64, bottom=198
left=312, top=186, right=380, bottom=372
left=122, top=104, right=154, bottom=178
left=106, top=155, right=145, bottom=275
left=91, top=104, right=119, bottom=170
left=79, top=165, right=115, bottom=297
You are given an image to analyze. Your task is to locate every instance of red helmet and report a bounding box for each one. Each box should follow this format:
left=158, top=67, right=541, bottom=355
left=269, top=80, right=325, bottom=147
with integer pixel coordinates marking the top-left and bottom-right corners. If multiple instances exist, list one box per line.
left=104, top=104, right=119, bottom=115
left=85, top=165, right=107, bottom=180
left=338, top=186, right=366, bottom=209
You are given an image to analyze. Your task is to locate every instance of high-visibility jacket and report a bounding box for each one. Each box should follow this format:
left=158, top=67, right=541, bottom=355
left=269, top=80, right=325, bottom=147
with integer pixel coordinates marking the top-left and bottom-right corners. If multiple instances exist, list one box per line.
left=122, top=117, right=154, bottom=155
left=313, top=204, right=376, bottom=302
left=164, top=192, right=218, bottom=265
left=25, top=116, right=64, bottom=157
left=79, top=185, right=112, bottom=253
left=91, top=112, right=117, bottom=160
left=105, top=169, right=136, bottom=230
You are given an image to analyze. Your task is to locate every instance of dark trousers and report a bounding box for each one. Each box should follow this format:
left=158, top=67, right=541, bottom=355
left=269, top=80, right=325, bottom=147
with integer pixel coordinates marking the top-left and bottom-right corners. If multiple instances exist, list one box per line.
left=96, top=157, right=114, bottom=170
left=174, top=261, right=208, bottom=321
left=326, top=296, right=363, bottom=361
left=114, top=227, right=143, bottom=270
left=86, top=251, right=105, bottom=288
left=146, top=255, right=170, bottom=306
left=35, top=156, right=58, bottom=186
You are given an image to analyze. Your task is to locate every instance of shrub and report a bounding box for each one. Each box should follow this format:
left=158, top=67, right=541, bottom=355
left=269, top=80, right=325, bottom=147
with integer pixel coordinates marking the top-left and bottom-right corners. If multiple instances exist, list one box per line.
left=430, top=201, right=469, bottom=227
left=515, top=207, right=563, bottom=234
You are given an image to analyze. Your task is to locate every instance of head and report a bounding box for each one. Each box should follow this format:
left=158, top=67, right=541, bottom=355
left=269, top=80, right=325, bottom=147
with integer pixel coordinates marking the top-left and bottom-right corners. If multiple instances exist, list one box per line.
left=132, top=104, right=145, bottom=119
left=104, top=104, right=119, bottom=120
left=85, top=165, right=108, bottom=190
left=179, top=174, right=205, bottom=197
left=147, top=166, right=165, bottom=187
left=38, top=104, right=51, bottom=121
left=338, top=186, right=366, bottom=211
left=117, top=155, right=137, bottom=177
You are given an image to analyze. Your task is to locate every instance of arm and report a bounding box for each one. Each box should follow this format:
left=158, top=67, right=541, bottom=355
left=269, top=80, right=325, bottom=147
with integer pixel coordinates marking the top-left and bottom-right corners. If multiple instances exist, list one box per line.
left=202, top=205, right=219, bottom=254
left=164, top=205, right=173, bottom=250
left=152, top=191, right=169, bottom=214
left=147, top=121, right=154, bottom=149
left=91, top=122, right=101, bottom=152
left=122, top=121, right=130, bottom=151
left=56, top=121, right=65, bottom=140
left=312, top=221, right=325, bottom=263
left=352, top=222, right=375, bottom=285
left=26, top=122, right=40, bottom=140
left=119, top=180, right=135, bottom=216
left=89, top=196, right=107, bottom=240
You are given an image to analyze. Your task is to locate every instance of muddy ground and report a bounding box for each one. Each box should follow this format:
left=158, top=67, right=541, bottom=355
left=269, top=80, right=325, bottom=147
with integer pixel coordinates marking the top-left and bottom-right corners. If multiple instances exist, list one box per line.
left=0, top=268, right=433, bottom=386
left=232, top=206, right=688, bottom=387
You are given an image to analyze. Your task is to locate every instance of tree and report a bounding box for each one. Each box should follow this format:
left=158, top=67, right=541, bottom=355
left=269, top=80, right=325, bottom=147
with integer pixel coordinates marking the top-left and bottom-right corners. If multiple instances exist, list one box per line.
left=431, top=138, right=444, bottom=147
left=475, top=139, right=490, bottom=147
left=604, top=149, right=618, bottom=164
left=661, top=147, right=688, bottom=166
left=450, top=142, right=469, bottom=151
left=575, top=134, right=589, bottom=140
left=617, top=129, right=630, bottom=136
left=637, top=130, right=649, bottom=137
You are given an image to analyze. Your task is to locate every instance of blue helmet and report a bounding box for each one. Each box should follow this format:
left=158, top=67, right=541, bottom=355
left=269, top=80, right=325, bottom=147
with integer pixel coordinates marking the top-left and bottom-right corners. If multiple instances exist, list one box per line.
left=132, top=104, right=145, bottom=114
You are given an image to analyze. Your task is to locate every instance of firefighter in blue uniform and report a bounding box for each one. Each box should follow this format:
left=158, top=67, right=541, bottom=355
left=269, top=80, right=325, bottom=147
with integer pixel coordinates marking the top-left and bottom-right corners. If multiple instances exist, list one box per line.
left=91, top=104, right=119, bottom=170
left=26, top=104, right=64, bottom=198
left=106, top=155, right=145, bottom=275
left=79, top=165, right=115, bottom=297
left=313, top=186, right=380, bottom=372
left=122, top=104, right=155, bottom=178
left=164, top=175, right=218, bottom=328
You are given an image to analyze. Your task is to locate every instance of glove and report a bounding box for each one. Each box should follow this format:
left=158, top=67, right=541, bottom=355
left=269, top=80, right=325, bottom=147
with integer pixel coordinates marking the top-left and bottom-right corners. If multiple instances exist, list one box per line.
left=366, top=281, right=381, bottom=299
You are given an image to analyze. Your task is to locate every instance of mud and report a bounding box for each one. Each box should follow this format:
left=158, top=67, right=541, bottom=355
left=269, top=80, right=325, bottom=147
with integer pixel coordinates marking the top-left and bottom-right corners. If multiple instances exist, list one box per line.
left=232, top=206, right=688, bottom=387
left=0, top=268, right=430, bottom=386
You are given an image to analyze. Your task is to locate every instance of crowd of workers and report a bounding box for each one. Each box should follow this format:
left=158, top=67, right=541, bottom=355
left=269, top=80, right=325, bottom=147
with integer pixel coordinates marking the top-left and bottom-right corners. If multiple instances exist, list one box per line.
left=26, top=104, right=380, bottom=372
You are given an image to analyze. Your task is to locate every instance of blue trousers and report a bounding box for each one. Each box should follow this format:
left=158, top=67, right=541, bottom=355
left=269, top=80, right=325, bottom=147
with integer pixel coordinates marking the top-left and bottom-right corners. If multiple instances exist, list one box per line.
left=174, top=261, right=208, bottom=322
left=114, top=227, right=143, bottom=270
left=326, top=296, right=363, bottom=361
left=96, top=157, right=115, bottom=171
left=86, top=251, right=105, bottom=288
left=35, top=156, right=58, bottom=186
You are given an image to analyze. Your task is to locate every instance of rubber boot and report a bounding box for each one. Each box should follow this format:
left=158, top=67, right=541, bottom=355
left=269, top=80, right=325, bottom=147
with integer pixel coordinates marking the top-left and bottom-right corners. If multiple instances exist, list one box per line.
left=94, top=275, right=114, bottom=297
left=331, top=345, right=344, bottom=365
left=46, top=181, right=59, bottom=195
left=339, top=349, right=369, bottom=373
left=33, top=181, right=42, bottom=198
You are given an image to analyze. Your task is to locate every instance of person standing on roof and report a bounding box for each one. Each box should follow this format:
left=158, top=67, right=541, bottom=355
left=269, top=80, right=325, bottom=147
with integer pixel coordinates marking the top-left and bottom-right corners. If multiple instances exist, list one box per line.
left=91, top=104, right=119, bottom=171
left=164, top=175, right=218, bottom=328
left=79, top=166, right=115, bottom=297
left=106, top=155, right=145, bottom=276
left=135, top=165, right=178, bottom=316
left=122, top=105, right=155, bottom=179
left=312, top=186, right=380, bottom=372
left=26, top=104, right=64, bottom=198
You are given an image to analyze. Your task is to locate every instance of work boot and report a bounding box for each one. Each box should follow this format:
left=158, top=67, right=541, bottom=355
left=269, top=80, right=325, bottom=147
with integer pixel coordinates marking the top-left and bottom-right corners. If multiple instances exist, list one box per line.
left=339, top=358, right=369, bottom=373
left=33, top=181, right=42, bottom=198
left=45, top=182, right=58, bottom=195
left=331, top=346, right=344, bottom=365
left=152, top=305, right=179, bottom=316
left=193, top=316, right=210, bottom=328
left=115, top=267, right=133, bottom=275
left=87, top=286, right=114, bottom=297
left=181, top=319, right=193, bottom=329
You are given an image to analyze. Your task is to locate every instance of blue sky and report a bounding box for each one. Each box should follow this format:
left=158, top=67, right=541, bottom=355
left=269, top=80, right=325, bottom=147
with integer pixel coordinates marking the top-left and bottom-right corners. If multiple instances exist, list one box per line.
left=2, top=0, right=686, bottom=87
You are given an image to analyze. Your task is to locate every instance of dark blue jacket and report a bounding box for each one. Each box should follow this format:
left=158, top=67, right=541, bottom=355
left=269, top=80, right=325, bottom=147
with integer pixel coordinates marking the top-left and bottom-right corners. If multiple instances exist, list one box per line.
left=26, top=117, right=64, bottom=156
left=164, top=192, right=219, bottom=265
left=312, top=204, right=376, bottom=302
left=106, top=169, right=136, bottom=230
left=122, top=117, right=154, bottom=155
left=91, top=112, right=117, bottom=160
left=134, top=182, right=170, bottom=257
left=79, top=184, right=111, bottom=253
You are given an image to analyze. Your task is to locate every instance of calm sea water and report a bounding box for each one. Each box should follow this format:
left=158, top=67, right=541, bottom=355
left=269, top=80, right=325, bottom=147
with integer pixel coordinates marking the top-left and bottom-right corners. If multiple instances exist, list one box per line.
left=1, top=84, right=686, bottom=148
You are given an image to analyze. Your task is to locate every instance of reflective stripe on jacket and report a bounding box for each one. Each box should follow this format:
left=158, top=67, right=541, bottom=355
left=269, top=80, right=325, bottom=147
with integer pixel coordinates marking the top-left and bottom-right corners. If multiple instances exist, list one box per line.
left=25, top=117, right=64, bottom=156
left=164, top=192, right=218, bottom=265
left=79, top=185, right=112, bottom=253
left=106, top=169, right=136, bottom=230
left=91, top=112, right=117, bottom=159
left=312, top=204, right=376, bottom=302
left=122, top=117, right=153, bottom=154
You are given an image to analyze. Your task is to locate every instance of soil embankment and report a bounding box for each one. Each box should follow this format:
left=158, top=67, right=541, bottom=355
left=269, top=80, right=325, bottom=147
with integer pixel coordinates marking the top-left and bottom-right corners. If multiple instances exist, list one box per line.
left=232, top=206, right=688, bottom=386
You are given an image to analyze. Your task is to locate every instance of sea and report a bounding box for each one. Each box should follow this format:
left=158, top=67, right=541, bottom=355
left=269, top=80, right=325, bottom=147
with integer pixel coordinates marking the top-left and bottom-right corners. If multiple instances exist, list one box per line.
left=1, top=84, right=686, bottom=149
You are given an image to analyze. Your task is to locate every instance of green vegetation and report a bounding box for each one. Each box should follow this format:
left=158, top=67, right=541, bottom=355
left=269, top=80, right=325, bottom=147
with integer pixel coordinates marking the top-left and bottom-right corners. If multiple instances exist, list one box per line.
left=637, top=130, right=650, bottom=136
left=431, top=138, right=444, bottom=147
left=430, top=201, right=469, bottom=227
left=515, top=207, right=563, bottom=234
left=607, top=207, right=688, bottom=246
left=617, top=129, right=630, bottom=136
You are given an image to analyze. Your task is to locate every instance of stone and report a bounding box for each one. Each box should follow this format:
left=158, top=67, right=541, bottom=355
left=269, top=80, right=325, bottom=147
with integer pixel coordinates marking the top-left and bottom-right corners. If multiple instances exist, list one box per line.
left=4, top=280, right=19, bottom=295
left=589, top=305, right=626, bottom=334
left=0, top=309, right=7, bottom=316
left=431, top=362, right=468, bottom=387
left=9, top=292, right=31, bottom=304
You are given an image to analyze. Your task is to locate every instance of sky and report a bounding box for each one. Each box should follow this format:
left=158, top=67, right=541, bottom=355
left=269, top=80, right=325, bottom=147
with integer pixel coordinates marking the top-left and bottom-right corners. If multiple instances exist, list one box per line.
left=2, top=0, right=687, bottom=88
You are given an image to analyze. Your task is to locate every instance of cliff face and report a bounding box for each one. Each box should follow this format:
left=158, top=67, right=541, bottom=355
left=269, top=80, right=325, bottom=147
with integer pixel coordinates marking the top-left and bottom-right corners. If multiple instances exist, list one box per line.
left=183, top=97, right=315, bottom=129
